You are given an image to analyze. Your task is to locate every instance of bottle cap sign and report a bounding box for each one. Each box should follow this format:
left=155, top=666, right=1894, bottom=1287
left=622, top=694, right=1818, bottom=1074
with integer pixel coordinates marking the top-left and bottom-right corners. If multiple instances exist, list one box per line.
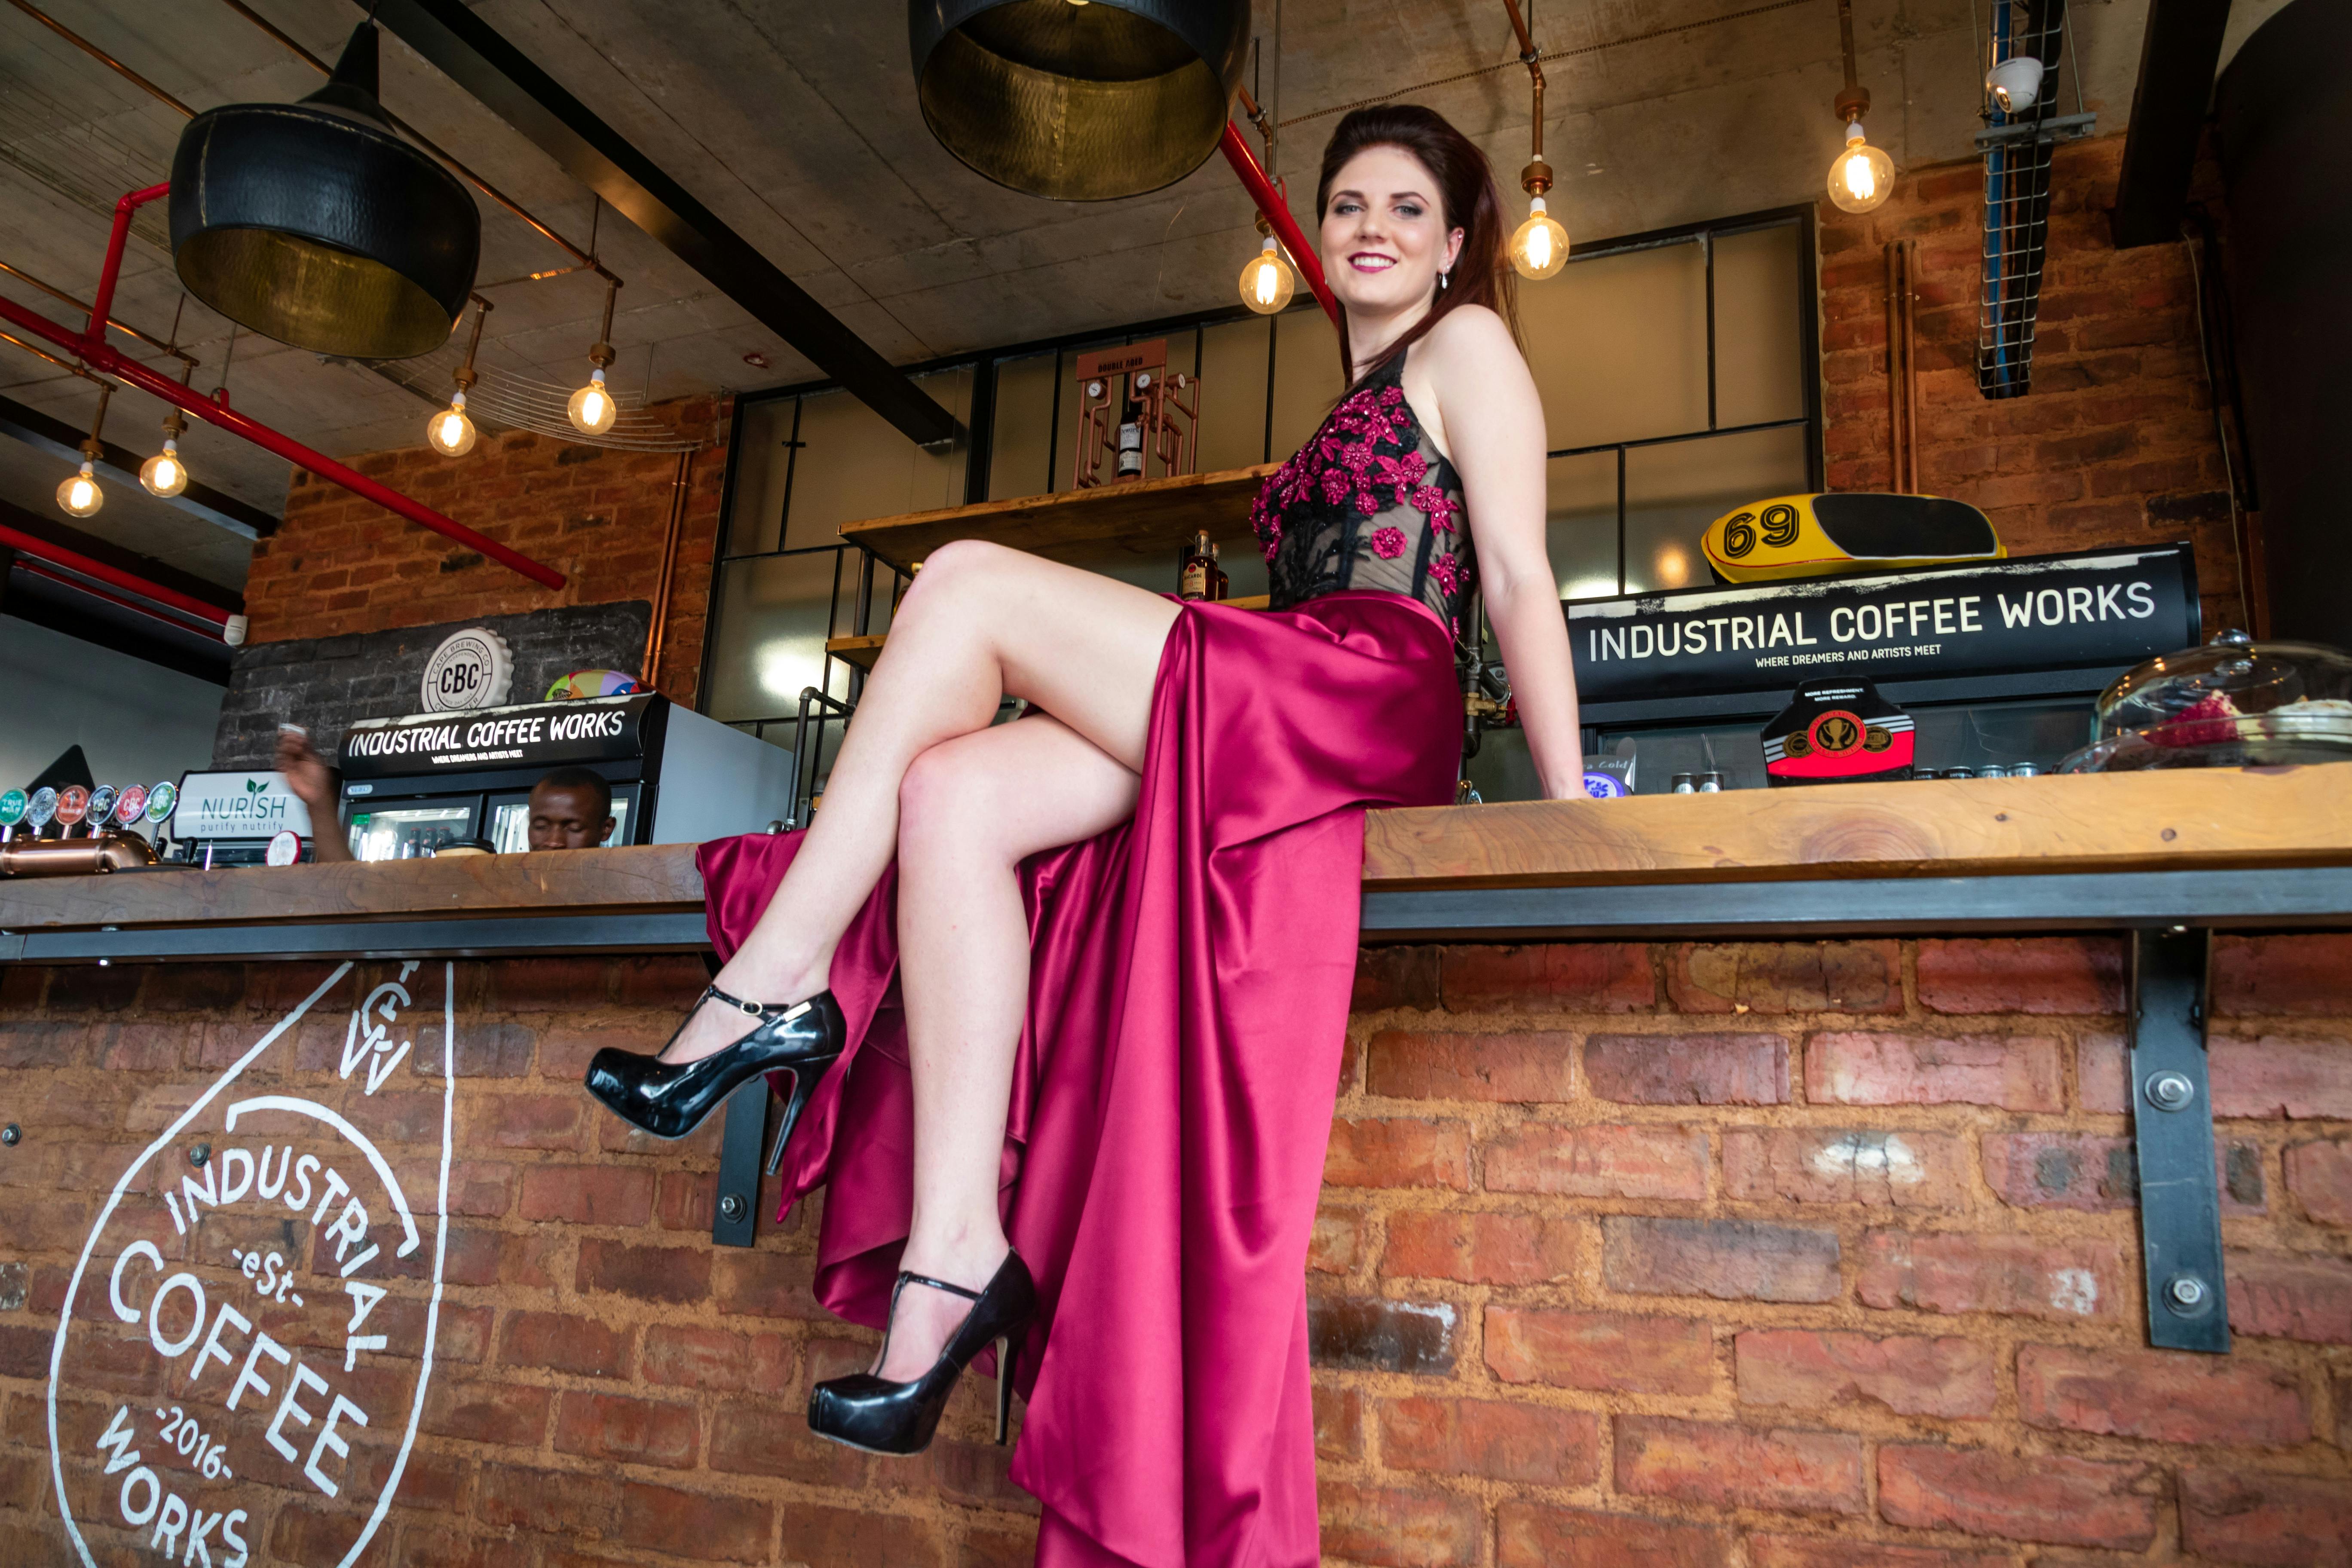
left=26, top=787, right=57, bottom=828
left=113, top=784, right=148, bottom=825
left=265, top=828, right=303, bottom=866
left=87, top=784, right=118, bottom=825
left=54, top=785, right=89, bottom=826
left=144, top=779, right=178, bottom=824
left=420, top=626, right=514, bottom=713
left=0, top=789, right=24, bottom=827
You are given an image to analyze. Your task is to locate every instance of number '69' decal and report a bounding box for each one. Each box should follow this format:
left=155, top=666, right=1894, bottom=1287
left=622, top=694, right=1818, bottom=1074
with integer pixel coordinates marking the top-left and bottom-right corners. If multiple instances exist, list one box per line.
left=1722, top=512, right=1757, bottom=557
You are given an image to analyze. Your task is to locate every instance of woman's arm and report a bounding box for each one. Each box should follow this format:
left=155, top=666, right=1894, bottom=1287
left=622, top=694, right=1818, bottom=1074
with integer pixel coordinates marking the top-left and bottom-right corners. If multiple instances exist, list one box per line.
left=1414, top=306, right=1583, bottom=799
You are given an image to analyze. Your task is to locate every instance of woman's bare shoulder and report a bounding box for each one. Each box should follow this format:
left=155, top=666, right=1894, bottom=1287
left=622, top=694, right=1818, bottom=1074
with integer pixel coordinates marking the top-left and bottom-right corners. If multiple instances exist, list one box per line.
left=1422, top=303, right=1518, bottom=355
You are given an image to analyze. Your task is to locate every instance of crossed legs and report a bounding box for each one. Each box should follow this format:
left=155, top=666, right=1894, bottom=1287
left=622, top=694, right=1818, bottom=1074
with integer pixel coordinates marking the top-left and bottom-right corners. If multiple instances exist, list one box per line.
left=665, top=541, right=1180, bottom=1379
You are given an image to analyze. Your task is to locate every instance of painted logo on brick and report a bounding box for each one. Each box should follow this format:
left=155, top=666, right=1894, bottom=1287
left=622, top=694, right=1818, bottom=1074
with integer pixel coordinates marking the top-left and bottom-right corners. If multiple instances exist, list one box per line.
left=46, top=963, right=457, bottom=1567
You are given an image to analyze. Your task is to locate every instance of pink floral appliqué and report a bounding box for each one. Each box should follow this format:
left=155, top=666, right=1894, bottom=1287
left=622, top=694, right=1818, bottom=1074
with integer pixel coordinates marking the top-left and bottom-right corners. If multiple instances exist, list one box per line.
left=1427, top=552, right=1462, bottom=594
left=1371, top=526, right=1408, bottom=560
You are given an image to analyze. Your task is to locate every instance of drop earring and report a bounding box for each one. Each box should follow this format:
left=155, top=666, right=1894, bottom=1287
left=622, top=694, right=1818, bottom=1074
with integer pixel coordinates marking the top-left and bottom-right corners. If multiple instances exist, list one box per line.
left=1438, top=269, right=1451, bottom=292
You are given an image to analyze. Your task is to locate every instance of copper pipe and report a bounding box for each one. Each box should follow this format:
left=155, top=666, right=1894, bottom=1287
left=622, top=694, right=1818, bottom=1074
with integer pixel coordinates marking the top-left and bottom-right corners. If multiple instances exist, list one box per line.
left=1501, top=0, right=1547, bottom=160
left=4, top=0, right=191, bottom=114
left=1884, top=241, right=1905, bottom=491
left=1902, top=239, right=1919, bottom=494
left=643, top=447, right=693, bottom=690
left=209, top=0, right=615, bottom=282
left=0, top=259, right=194, bottom=365
left=0, top=325, right=92, bottom=377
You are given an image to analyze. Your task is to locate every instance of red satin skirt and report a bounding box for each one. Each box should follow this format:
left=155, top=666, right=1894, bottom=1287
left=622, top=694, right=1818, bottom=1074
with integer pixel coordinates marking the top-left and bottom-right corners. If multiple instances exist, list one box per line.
left=696, top=590, right=1461, bottom=1568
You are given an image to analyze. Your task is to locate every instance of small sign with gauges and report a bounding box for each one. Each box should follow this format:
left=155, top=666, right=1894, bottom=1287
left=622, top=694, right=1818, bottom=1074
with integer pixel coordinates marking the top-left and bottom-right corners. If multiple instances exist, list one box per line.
left=1071, top=338, right=1198, bottom=489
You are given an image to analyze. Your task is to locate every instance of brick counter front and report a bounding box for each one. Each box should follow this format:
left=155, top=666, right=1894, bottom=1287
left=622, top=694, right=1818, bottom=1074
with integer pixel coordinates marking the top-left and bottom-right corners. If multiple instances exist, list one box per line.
left=3, top=940, right=2347, bottom=1566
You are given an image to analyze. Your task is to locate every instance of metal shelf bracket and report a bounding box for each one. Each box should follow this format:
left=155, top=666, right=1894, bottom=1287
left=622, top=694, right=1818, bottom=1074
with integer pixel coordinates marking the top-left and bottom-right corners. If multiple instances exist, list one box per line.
left=2129, top=925, right=2230, bottom=1354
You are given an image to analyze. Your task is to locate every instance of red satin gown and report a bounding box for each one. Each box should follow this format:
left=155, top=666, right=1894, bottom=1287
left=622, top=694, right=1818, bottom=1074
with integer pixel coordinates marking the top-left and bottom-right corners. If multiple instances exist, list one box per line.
left=698, top=354, right=1477, bottom=1568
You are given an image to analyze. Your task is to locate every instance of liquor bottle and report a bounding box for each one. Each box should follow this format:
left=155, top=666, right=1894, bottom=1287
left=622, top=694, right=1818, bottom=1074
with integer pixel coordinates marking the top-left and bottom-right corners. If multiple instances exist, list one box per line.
left=1179, top=530, right=1214, bottom=600
left=1208, top=541, right=1230, bottom=602
left=1115, top=389, right=1145, bottom=481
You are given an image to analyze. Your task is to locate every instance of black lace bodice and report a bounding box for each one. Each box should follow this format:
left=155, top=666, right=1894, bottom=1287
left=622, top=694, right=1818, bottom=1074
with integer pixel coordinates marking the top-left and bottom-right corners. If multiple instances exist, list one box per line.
left=1250, top=353, right=1478, bottom=643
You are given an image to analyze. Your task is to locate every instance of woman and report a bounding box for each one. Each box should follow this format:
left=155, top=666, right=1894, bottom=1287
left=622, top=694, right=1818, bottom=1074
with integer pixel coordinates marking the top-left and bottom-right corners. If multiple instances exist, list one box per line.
left=585, top=103, right=1581, bottom=1566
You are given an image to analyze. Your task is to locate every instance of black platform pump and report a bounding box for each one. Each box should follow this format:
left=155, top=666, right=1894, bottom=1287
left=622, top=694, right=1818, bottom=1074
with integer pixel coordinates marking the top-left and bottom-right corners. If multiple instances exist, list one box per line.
left=807, top=1251, right=1038, bottom=1455
left=583, top=984, right=845, bottom=1145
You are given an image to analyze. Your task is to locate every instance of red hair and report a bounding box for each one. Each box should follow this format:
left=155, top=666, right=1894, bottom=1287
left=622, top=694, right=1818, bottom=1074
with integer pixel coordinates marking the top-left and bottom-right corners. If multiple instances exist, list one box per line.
left=1315, top=103, right=1520, bottom=386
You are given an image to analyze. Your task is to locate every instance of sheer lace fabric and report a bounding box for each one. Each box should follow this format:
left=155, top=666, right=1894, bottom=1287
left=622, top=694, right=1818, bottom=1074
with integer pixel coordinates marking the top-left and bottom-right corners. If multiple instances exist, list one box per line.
left=1250, top=353, right=1479, bottom=642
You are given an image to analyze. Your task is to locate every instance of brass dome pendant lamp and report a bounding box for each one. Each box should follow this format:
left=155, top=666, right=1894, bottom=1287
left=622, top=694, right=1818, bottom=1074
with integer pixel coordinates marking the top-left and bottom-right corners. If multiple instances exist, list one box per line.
left=910, top=0, right=1250, bottom=201
left=168, top=21, right=480, bottom=360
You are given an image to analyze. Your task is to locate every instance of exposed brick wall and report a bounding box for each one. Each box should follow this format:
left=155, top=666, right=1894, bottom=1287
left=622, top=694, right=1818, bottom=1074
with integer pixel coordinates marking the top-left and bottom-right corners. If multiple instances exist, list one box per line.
left=1819, top=135, right=2249, bottom=637
left=245, top=398, right=728, bottom=707
left=4, top=937, right=2346, bottom=1565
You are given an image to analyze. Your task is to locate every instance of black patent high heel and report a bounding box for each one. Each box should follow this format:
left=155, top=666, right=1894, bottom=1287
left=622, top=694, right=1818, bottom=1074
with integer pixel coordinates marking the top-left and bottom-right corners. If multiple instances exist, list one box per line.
left=807, top=1250, right=1038, bottom=1455
left=583, top=983, right=845, bottom=1145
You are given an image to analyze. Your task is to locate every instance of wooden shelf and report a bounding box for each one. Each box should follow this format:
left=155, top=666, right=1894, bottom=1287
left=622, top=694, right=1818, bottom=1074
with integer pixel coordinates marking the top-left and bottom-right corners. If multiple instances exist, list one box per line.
left=826, top=597, right=1271, bottom=672
left=839, top=462, right=1277, bottom=574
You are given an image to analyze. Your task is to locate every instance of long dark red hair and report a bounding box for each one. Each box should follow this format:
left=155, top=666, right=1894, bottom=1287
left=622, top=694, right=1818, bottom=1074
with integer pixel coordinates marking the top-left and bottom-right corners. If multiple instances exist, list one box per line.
left=1315, top=104, right=1519, bottom=386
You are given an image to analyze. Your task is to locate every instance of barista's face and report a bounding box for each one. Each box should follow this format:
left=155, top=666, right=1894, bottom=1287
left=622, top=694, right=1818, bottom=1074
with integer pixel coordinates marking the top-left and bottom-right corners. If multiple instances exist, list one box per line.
left=527, top=783, right=612, bottom=852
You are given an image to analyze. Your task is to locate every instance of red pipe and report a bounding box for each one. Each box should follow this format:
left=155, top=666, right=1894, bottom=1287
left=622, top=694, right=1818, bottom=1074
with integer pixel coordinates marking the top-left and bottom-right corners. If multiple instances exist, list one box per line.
left=11, top=560, right=224, bottom=640
left=0, top=292, right=567, bottom=589
left=0, top=518, right=233, bottom=626
left=1220, top=124, right=1338, bottom=326
left=87, top=182, right=169, bottom=344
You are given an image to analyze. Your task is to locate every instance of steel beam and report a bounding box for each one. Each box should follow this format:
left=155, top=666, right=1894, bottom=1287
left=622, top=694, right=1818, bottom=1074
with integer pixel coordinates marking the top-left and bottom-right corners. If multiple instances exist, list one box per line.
left=373, top=0, right=957, bottom=448
left=2110, top=0, right=2234, bottom=248
left=0, top=391, right=277, bottom=539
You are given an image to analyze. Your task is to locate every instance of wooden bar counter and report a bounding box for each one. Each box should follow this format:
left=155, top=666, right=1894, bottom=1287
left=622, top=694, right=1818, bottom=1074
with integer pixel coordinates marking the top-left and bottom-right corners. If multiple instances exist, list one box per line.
left=5, top=765, right=2349, bottom=961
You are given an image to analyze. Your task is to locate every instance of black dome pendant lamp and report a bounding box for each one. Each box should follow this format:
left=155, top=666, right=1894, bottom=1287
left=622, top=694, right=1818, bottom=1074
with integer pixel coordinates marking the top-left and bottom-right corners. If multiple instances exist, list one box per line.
left=169, top=22, right=479, bottom=360
left=910, top=0, right=1249, bottom=201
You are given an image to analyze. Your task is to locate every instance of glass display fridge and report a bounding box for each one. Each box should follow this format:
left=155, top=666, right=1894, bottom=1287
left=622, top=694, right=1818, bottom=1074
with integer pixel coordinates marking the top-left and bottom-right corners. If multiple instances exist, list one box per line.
left=1466, top=543, right=2204, bottom=799
left=334, top=692, right=793, bottom=861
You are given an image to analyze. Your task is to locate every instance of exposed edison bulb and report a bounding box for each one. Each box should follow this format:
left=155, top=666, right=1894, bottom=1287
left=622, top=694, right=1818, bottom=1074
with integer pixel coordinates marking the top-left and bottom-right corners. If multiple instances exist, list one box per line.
left=428, top=392, right=478, bottom=456
left=58, top=460, right=102, bottom=518
left=138, top=441, right=188, bottom=498
left=1509, top=196, right=1570, bottom=281
left=1828, top=120, right=1895, bottom=213
left=567, top=368, right=616, bottom=436
left=1238, top=236, right=1296, bottom=315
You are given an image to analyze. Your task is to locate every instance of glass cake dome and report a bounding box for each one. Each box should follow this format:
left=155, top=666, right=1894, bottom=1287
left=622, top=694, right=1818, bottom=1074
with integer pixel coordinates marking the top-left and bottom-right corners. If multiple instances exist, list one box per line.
left=2059, top=628, right=2352, bottom=772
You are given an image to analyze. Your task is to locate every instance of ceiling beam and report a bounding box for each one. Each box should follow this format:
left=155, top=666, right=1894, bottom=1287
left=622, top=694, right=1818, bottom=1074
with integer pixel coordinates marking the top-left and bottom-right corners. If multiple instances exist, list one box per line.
left=2110, top=0, right=2234, bottom=248
left=0, top=392, right=279, bottom=539
left=373, top=0, right=957, bottom=447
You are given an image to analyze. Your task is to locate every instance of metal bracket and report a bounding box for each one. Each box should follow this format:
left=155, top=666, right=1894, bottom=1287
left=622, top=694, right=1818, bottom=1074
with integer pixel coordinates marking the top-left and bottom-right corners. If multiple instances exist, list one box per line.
left=2129, top=926, right=2230, bottom=1354
left=710, top=1079, right=769, bottom=1248
left=1974, top=110, right=2098, bottom=150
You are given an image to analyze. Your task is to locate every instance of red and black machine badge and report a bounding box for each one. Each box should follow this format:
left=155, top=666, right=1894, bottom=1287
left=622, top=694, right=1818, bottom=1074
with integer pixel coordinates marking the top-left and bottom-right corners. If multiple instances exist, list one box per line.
left=1761, top=677, right=1915, bottom=784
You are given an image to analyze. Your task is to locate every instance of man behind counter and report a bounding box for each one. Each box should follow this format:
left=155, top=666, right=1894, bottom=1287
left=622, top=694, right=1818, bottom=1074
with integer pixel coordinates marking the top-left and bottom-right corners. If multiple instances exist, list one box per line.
left=278, top=730, right=616, bottom=861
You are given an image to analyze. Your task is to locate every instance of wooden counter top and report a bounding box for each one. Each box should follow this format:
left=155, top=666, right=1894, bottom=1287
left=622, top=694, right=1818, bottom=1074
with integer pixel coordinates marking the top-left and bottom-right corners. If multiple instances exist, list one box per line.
left=4, top=766, right=2348, bottom=943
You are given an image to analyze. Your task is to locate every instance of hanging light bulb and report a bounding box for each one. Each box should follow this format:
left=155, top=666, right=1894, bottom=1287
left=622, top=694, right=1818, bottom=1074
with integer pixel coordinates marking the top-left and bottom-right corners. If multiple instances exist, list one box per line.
left=138, top=442, right=188, bottom=498
left=58, top=459, right=102, bottom=518
left=1502, top=9, right=1566, bottom=282
left=1239, top=220, right=1295, bottom=315
left=139, top=407, right=190, bottom=497
left=568, top=281, right=621, bottom=438
left=1827, top=120, right=1895, bottom=213
left=1510, top=194, right=1568, bottom=281
left=58, top=385, right=110, bottom=518
left=1824, top=0, right=1895, bottom=215
left=428, top=392, right=478, bottom=456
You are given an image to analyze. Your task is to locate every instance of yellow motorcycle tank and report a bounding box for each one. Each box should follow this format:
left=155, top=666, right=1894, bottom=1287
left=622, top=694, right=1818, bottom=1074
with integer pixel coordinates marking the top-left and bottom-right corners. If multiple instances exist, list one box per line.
left=1703, top=492, right=2003, bottom=582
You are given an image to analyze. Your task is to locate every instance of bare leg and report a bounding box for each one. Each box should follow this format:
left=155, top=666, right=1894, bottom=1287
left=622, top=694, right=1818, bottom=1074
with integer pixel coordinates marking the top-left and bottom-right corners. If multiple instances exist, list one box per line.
left=662, top=542, right=1179, bottom=1063
left=876, top=715, right=1141, bottom=1379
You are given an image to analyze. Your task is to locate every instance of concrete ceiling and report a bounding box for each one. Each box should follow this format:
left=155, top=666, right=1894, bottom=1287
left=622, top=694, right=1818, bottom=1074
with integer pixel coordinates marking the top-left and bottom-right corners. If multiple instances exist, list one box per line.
left=0, top=0, right=2296, bottom=594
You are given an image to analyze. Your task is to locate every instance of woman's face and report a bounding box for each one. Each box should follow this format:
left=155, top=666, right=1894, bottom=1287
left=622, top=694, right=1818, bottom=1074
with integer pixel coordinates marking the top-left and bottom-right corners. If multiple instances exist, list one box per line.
left=1319, top=144, right=1464, bottom=318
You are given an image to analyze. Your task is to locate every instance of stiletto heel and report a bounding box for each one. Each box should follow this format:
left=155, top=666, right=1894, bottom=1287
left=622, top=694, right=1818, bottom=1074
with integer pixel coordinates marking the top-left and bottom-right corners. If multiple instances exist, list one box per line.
left=992, top=1333, right=1018, bottom=1445
left=808, top=1251, right=1038, bottom=1456
left=763, top=1053, right=832, bottom=1176
left=584, top=983, right=845, bottom=1142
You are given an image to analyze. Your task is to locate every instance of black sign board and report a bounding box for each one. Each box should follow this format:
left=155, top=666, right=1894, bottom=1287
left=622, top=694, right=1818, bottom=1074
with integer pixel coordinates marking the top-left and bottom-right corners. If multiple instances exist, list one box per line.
left=339, top=694, right=665, bottom=780
left=1566, top=545, right=2199, bottom=715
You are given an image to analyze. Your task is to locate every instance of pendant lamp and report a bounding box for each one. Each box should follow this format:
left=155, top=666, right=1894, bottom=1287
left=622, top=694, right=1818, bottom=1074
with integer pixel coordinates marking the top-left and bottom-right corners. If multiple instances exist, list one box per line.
left=168, top=23, right=479, bottom=360
left=910, top=0, right=1250, bottom=201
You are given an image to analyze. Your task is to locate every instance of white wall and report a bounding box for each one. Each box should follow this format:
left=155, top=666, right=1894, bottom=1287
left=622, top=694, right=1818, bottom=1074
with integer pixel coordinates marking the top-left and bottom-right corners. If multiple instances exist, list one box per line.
left=0, top=616, right=226, bottom=794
